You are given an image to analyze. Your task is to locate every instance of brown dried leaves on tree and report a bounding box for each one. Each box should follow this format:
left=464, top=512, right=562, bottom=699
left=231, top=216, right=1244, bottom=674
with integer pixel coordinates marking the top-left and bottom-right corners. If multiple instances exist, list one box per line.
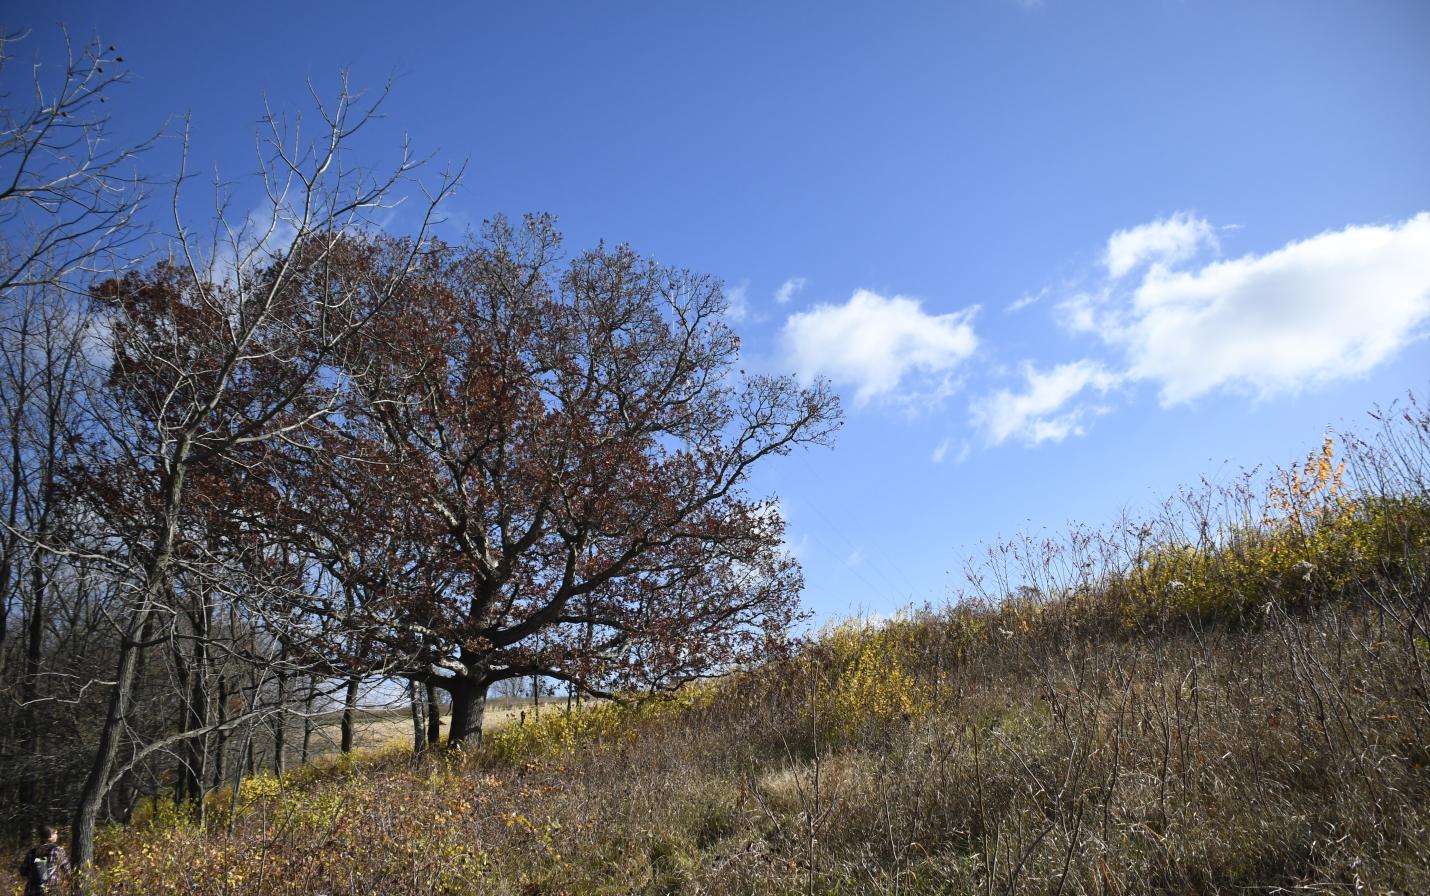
left=276, top=215, right=841, bottom=743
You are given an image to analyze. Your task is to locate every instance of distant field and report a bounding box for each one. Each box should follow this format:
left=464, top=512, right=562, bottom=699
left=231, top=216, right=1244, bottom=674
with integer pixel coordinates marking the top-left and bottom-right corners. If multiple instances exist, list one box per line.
left=255, top=695, right=575, bottom=766
left=300, top=694, right=569, bottom=754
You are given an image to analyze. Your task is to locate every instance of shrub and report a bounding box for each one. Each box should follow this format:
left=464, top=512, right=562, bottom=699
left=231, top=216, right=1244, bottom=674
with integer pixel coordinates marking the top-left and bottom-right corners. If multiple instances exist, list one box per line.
left=808, top=618, right=934, bottom=741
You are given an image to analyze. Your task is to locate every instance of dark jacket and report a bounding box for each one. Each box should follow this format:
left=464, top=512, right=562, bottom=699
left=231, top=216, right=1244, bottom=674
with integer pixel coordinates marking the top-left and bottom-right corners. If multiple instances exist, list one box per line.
left=19, top=842, right=69, bottom=895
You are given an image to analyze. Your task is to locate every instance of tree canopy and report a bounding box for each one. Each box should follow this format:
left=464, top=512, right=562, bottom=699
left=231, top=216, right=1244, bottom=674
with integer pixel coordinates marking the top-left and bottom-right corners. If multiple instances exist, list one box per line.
left=277, top=216, right=841, bottom=742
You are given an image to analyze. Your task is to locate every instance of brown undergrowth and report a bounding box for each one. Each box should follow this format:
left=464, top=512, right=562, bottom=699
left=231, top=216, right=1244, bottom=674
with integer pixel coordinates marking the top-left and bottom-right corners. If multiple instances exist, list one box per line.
left=72, top=397, right=1430, bottom=895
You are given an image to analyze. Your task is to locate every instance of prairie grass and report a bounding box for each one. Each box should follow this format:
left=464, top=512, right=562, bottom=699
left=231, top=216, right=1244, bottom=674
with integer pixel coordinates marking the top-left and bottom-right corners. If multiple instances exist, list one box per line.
left=73, top=397, right=1430, bottom=895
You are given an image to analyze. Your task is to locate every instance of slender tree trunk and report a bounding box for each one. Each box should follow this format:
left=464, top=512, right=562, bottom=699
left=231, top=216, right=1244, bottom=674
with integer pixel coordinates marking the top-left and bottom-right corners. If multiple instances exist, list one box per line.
left=179, top=608, right=210, bottom=804
left=0, top=550, right=13, bottom=682
left=18, top=524, right=47, bottom=812
left=0, top=324, right=29, bottom=682
left=228, top=729, right=249, bottom=835
left=339, top=674, right=360, bottom=753
left=195, top=762, right=207, bottom=831
left=173, top=647, right=192, bottom=805
left=446, top=676, right=489, bottom=747
left=73, top=453, right=186, bottom=871
left=273, top=665, right=288, bottom=776
left=22, top=539, right=44, bottom=728
left=70, top=602, right=155, bottom=870
left=212, top=673, right=230, bottom=791
left=408, top=680, right=426, bottom=753
left=0, top=551, right=14, bottom=683
left=193, top=686, right=210, bottom=832
left=425, top=680, right=442, bottom=747
left=301, top=678, right=316, bottom=765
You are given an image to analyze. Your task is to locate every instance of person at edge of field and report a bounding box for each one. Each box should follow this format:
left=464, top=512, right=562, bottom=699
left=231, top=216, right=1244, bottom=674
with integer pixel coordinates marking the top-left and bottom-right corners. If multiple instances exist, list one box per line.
left=17, top=825, right=70, bottom=896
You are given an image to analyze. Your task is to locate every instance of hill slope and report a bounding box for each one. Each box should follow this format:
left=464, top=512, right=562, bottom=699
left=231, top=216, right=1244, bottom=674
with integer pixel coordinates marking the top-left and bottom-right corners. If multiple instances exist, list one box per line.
left=82, top=401, right=1430, bottom=895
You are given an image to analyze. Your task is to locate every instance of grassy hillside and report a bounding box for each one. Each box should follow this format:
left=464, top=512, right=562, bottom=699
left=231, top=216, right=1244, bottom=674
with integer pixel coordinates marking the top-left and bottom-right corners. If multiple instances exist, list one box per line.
left=68, top=400, right=1430, bottom=895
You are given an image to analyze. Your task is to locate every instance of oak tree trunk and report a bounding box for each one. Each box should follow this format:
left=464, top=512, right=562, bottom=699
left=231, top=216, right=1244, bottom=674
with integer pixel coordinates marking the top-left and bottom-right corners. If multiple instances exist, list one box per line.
left=446, top=677, right=488, bottom=747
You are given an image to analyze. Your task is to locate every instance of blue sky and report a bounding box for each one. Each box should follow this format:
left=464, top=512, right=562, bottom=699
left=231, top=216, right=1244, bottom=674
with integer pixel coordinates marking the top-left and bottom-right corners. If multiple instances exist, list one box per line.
left=9, top=0, right=1430, bottom=620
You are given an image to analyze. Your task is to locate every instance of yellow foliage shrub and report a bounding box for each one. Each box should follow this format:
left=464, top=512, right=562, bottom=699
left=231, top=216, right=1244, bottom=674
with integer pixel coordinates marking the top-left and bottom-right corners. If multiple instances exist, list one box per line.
left=1113, top=436, right=1430, bottom=628
left=484, top=685, right=715, bottom=765
left=809, top=618, right=933, bottom=740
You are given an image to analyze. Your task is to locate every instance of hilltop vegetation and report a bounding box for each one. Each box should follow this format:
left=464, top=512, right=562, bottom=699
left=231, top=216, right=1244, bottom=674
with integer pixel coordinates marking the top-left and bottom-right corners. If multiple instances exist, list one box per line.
left=61, top=395, right=1430, bottom=895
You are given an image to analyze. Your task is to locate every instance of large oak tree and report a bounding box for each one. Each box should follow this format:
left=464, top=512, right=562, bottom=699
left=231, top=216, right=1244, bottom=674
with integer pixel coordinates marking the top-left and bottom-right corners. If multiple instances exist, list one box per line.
left=288, top=215, right=841, bottom=744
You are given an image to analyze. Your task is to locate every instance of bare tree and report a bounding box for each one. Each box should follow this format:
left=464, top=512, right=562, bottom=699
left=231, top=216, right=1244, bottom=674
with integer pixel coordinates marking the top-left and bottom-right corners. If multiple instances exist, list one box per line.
left=62, top=80, right=458, bottom=869
left=0, top=28, right=151, bottom=300
left=1, top=33, right=151, bottom=823
left=0, top=283, right=103, bottom=834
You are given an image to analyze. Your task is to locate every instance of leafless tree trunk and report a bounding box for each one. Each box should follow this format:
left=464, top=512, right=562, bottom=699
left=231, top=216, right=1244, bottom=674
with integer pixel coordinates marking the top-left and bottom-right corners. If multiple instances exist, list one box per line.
left=272, top=664, right=288, bottom=776
left=409, top=679, right=426, bottom=754
left=211, top=673, right=230, bottom=792
left=425, top=681, right=442, bottom=748
left=301, top=678, right=316, bottom=765
left=340, top=674, right=360, bottom=754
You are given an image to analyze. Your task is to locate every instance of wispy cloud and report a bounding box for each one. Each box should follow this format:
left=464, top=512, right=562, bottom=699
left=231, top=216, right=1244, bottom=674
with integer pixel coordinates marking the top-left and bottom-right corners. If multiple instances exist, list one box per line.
left=930, top=438, right=971, bottom=464
left=724, top=280, right=751, bottom=323
left=781, top=289, right=979, bottom=408
left=774, top=276, right=807, bottom=305
left=212, top=201, right=301, bottom=289
left=1105, top=212, right=1218, bottom=279
left=971, top=360, right=1121, bottom=445
left=1006, top=287, right=1046, bottom=314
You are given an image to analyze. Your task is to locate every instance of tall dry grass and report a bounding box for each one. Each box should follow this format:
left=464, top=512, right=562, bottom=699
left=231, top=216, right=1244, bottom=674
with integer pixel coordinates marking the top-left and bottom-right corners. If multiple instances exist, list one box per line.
left=68, top=395, right=1430, bottom=895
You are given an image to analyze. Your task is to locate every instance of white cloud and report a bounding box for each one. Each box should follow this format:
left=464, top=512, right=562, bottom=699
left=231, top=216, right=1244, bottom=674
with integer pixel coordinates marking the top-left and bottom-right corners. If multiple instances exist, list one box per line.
left=972, top=360, right=1121, bottom=445
left=724, top=280, right=750, bottom=323
left=930, top=438, right=971, bottom=464
left=988, top=212, right=1430, bottom=442
left=1105, top=212, right=1217, bottom=279
left=1101, top=213, right=1430, bottom=404
left=1006, top=289, right=1044, bottom=314
left=212, top=202, right=301, bottom=289
left=1055, top=290, right=1106, bottom=334
left=781, top=289, right=979, bottom=407
left=774, top=276, right=807, bottom=305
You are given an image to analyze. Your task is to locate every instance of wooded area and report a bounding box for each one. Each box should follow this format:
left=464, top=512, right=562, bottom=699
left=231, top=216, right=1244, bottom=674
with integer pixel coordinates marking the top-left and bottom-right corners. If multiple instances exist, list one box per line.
left=0, top=31, right=840, bottom=869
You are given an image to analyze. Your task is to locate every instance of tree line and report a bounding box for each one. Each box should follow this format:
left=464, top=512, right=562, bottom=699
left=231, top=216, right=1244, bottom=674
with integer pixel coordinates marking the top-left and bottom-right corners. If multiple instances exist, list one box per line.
left=0, top=31, right=841, bottom=869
